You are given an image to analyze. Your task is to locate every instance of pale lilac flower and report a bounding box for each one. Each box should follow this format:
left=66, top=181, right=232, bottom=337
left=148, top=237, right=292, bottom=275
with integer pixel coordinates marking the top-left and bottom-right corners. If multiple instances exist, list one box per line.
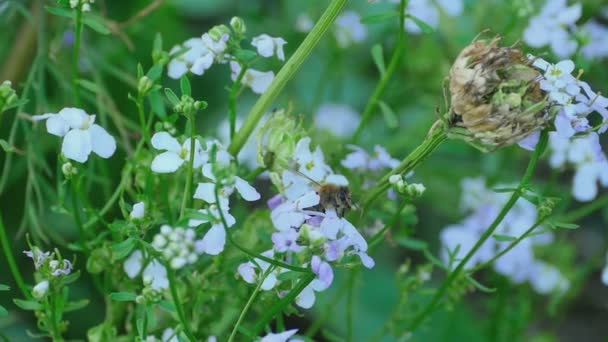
left=168, top=38, right=213, bottom=79
left=32, top=108, right=116, bottom=163
left=333, top=11, right=367, bottom=48
left=130, top=202, right=145, bottom=220
left=311, top=255, right=334, bottom=290
left=295, top=14, right=314, bottom=33
left=395, top=0, right=463, bottom=34
left=237, top=250, right=280, bottom=291
left=32, top=281, right=50, bottom=299
left=24, top=248, right=52, bottom=269
left=161, top=328, right=179, bottom=342
left=230, top=62, right=274, bottom=95
left=529, top=261, right=570, bottom=294
left=259, top=329, right=299, bottom=342
left=142, top=260, right=169, bottom=290
left=150, top=132, right=205, bottom=173
left=523, top=0, right=581, bottom=58
left=201, top=32, right=229, bottom=60
left=342, top=145, right=399, bottom=171
left=252, top=34, right=287, bottom=61
left=50, top=259, right=73, bottom=276
left=314, top=103, right=360, bottom=138
left=581, top=20, right=608, bottom=60
left=124, top=250, right=144, bottom=279
left=272, top=228, right=304, bottom=253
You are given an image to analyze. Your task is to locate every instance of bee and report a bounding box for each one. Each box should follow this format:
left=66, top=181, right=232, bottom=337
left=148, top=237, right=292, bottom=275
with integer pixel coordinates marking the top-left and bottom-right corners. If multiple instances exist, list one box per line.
left=288, top=169, right=356, bottom=218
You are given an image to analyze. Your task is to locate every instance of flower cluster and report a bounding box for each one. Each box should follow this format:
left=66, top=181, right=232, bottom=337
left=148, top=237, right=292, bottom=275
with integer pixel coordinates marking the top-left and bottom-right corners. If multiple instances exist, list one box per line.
left=124, top=250, right=169, bottom=291
left=151, top=225, right=200, bottom=269
left=237, top=136, right=374, bottom=309
left=440, top=178, right=569, bottom=295
left=24, top=248, right=73, bottom=299
left=166, top=17, right=286, bottom=94
left=524, top=0, right=608, bottom=60
left=69, top=0, right=94, bottom=12
left=32, top=107, right=117, bottom=163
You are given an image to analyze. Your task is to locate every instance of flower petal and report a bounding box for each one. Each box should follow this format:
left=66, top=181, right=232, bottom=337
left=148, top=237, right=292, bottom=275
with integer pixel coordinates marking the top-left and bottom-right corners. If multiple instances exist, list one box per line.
left=199, top=224, right=226, bottom=255
left=43, top=114, right=71, bottom=137
left=58, top=108, right=90, bottom=129
left=123, top=250, right=143, bottom=278
left=151, top=132, right=181, bottom=153
left=151, top=151, right=184, bottom=173
left=193, top=182, right=217, bottom=203
left=295, top=284, right=316, bottom=309
left=89, top=124, right=116, bottom=158
left=234, top=176, right=261, bottom=201
left=62, top=129, right=92, bottom=163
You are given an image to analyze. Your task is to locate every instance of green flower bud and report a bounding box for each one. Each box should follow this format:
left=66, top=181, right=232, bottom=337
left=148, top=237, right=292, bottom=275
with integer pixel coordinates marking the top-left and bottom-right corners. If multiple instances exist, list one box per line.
left=230, top=16, right=246, bottom=35
left=448, top=36, right=548, bottom=150
left=257, top=109, right=305, bottom=172
left=61, top=162, right=78, bottom=179
left=0, top=80, right=18, bottom=112
left=153, top=50, right=170, bottom=66
left=209, top=24, right=231, bottom=42
left=137, top=76, right=154, bottom=96
left=405, top=183, right=426, bottom=198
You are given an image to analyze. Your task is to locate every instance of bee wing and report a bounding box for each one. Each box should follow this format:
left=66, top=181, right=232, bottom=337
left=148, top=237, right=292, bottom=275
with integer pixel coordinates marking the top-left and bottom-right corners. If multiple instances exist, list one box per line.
left=287, top=168, right=323, bottom=187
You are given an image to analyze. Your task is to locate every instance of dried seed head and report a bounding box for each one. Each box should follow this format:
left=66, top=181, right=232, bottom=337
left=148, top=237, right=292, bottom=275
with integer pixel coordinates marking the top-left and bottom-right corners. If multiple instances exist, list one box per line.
left=448, top=36, right=548, bottom=150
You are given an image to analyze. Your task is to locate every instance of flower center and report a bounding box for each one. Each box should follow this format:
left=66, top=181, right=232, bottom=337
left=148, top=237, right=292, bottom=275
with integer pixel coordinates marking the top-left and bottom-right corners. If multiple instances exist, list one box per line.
left=180, top=147, right=189, bottom=160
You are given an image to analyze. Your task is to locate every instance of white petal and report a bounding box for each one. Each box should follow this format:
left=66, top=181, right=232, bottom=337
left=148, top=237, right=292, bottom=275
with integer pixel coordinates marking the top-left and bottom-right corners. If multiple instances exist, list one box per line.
left=58, top=107, right=90, bottom=129
left=151, top=132, right=181, bottom=153
left=168, top=60, right=188, bottom=79
left=295, top=284, right=316, bottom=309
left=245, top=69, right=274, bottom=95
left=151, top=151, right=184, bottom=173
left=261, top=272, right=278, bottom=291
left=324, top=174, right=349, bottom=186
left=602, top=266, right=608, bottom=286
left=130, top=202, right=145, bottom=219
left=199, top=224, right=226, bottom=255
left=193, top=182, right=217, bottom=203
left=143, top=260, right=169, bottom=290
left=123, top=250, right=143, bottom=278
left=62, top=129, right=92, bottom=163
left=44, top=114, right=71, bottom=137
left=517, top=131, right=540, bottom=151
left=238, top=263, right=256, bottom=284
left=190, top=53, right=214, bottom=75
left=234, top=176, right=261, bottom=201
left=573, top=163, right=598, bottom=202
left=89, top=124, right=116, bottom=158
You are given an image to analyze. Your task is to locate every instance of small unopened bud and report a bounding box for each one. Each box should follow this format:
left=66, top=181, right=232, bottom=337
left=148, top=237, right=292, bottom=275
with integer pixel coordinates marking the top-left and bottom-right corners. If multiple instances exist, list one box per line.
left=32, top=280, right=50, bottom=299
left=135, top=295, right=146, bottom=304
left=209, top=24, right=230, bottom=42
left=538, top=198, right=556, bottom=218
left=137, top=76, right=154, bottom=96
left=130, top=202, right=145, bottom=220
left=389, top=174, right=402, bottom=185
left=230, top=17, right=246, bottom=35
left=0, top=80, right=18, bottom=112
left=61, top=162, right=78, bottom=179
left=448, top=36, right=548, bottom=149
left=406, top=183, right=426, bottom=198
left=153, top=50, right=170, bottom=66
left=257, top=109, right=305, bottom=171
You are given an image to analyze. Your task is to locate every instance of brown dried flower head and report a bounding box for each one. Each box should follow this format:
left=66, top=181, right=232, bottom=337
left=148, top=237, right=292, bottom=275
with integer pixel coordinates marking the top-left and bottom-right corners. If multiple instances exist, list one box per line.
left=447, top=36, right=548, bottom=150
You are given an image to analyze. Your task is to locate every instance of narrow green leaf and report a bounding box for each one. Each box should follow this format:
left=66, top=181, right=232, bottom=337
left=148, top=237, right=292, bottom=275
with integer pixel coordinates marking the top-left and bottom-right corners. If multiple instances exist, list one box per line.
left=396, top=236, right=428, bottom=251
left=59, top=270, right=81, bottom=286
left=111, top=237, right=137, bottom=260
left=492, top=234, right=518, bottom=242
left=164, top=88, right=180, bottom=106
left=13, top=299, right=43, bottom=311
left=0, top=305, right=7, bottom=316
left=77, top=79, right=102, bottom=94
left=153, top=33, right=163, bottom=54
left=378, top=101, right=399, bottom=129
left=110, top=292, right=137, bottom=302
left=45, top=6, right=73, bottom=19
left=406, top=14, right=435, bottom=34
left=0, top=139, right=15, bottom=153
left=465, top=274, right=496, bottom=293
left=65, top=299, right=90, bottom=312
left=550, top=221, right=580, bottom=230
left=149, top=91, right=166, bottom=119
left=371, top=44, right=386, bottom=75
left=158, top=300, right=176, bottom=313
left=82, top=13, right=111, bottom=35
left=147, top=65, right=163, bottom=81
left=361, top=11, right=399, bottom=24
left=180, top=76, right=191, bottom=96
left=233, top=49, right=258, bottom=63
left=137, top=63, right=144, bottom=79
left=0, top=284, right=10, bottom=291
left=276, top=270, right=301, bottom=282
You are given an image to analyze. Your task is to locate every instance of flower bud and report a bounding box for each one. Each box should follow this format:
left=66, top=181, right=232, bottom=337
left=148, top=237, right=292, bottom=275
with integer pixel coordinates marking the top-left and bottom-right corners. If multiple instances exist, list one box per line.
left=448, top=36, right=548, bottom=149
left=130, top=202, right=145, bottom=220
left=137, top=76, right=154, bottom=96
left=153, top=50, right=170, bottom=66
left=406, top=183, right=426, bottom=198
left=62, top=162, right=78, bottom=179
left=32, top=280, right=50, bottom=299
left=209, top=24, right=231, bottom=42
left=257, top=109, right=305, bottom=171
left=230, top=16, right=247, bottom=35
left=0, top=80, right=18, bottom=112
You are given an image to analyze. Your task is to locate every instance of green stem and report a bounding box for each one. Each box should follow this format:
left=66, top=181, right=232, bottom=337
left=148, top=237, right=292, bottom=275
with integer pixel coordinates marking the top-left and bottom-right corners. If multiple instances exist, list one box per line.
left=559, top=193, right=608, bottom=223
left=164, top=260, right=196, bottom=341
left=346, top=270, right=358, bottom=342
left=404, top=130, right=548, bottom=333
left=0, top=214, right=31, bottom=299
left=228, top=266, right=273, bottom=342
left=136, top=95, right=149, bottom=144
left=73, top=8, right=83, bottom=106
left=228, top=0, right=349, bottom=156
left=362, top=121, right=447, bottom=212
left=70, top=179, right=85, bottom=238
left=351, top=0, right=407, bottom=142
left=229, top=65, right=248, bottom=140
left=180, top=114, right=196, bottom=219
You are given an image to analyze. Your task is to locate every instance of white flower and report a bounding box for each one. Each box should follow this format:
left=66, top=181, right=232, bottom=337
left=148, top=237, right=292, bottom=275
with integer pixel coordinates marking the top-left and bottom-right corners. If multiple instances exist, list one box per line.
left=333, top=11, right=367, bottom=48
left=124, top=250, right=143, bottom=278
left=190, top=205, right=236, bottom=256
left=292, top=137, right=332, bottom=182
left=342, top=145, right=400, bottom=171
left=142, top=260, right=169, bottom=290
left=201, top=32, right=229, bottom=59
left=151, top=225, right=200, bottom=269
left=230, top=62, right=274, bottom=95
left=162, top=328, right=179, bottom=342
left=168, top=38, right=214, bottom=79
left=130, top=202, right=145, bottom=220
left=399, top=0, right=463, bottom=34
left=523, top=0, right=581, bottom=58
left=529, top=261, right=569, bottom=294
left=237, top=250, right=280, bottom=291
left=581, top=20, right=608, bottom=60
left=194, top=164, right=261, bottom=204
left=313, top=104, right=360, bottom=138
left=252, top=34, right=287, bottom=61
left=33, top=108, right=116, bottom=163
left=32, top=280, right=50, bottom=299
left=260, top=329, right=299, bottom=342
left=150, top=132, right=205, bottom=173
left=602, top=252, right=608, bottom=286
left=295, top=14, right=314, bottom=33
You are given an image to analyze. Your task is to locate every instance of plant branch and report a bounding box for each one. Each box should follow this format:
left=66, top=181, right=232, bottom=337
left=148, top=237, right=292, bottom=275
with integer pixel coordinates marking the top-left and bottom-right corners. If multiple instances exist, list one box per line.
left=0, top=214, right=31, bottom=299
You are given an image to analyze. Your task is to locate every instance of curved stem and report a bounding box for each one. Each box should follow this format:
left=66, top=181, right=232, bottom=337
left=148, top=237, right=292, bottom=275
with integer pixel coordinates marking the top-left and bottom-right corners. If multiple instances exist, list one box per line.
left=163, top=260, right=196, bottom=341
left=180, top=114, right=196, bottom=219
left=362, top=122, right=447, bottom=211
left=73, top=8, right=83, bottom=106
left=403, top=130, right=549, bottom=333
left=0, top=214, right=31, bottom=299
left=228, top=0, right=349, bottom=156
left=229, top=66, right=248, bottom=140
left=559, top=193, right=608, bottom=223
left=228, top=266, right=272, bottom=342
left=351, top=0, right=407, bottom=142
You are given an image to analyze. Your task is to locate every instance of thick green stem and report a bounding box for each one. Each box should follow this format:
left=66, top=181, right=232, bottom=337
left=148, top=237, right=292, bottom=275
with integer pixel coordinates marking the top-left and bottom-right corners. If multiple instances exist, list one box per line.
left=0, top=214, right=31, bottom=299
left=351, top=0, right=407, bottom=142
left=228, top=0, right=349, bottom=156
left=164, top=260, right=196, bottom=341
left=403, top=130, right=549, bottom=333
left=229, top=65, right=248, bottom=140
left=73, top=8, right=83, bottom=106
left=228, top=267, right=272, bottom=342
left=362, top=121, right=447, bottom=212
left=180, top=114, right=196, bottom=219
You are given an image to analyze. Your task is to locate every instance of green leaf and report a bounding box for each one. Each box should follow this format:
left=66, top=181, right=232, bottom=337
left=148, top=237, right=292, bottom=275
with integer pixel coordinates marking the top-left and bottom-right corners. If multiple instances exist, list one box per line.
left=65, top=299, right=89, bottom=312
left=13, top=299, right=43, bottom=311
left=164, top=88, right=180, bottom=106
left=137, top=63, right=144, bottom=79
left=360, top=11, right=399, bottom=24
left=550, top=221, right=579, bottom=230
left=153, top=33, right=163, bottom=54
left=395, top=236, right=428, bottom=251
left=493, top=187, right=518, bottom=193
left=147, top=65, right=163, bottom=81
left=180, top=76, right=191, bottom=96
left=371, top=44, right=386, bottom=75
left=149, top=91, right=167, bottom=119
left=492, top=234, right=518, bottom=242
left=0, top=284, right=9, bottom=291
left=378, top=101, right=398, bottom=129
left=77, top=79, right=103, bottom=94
left=110, top=292, right=137, bottom=302
left=233, top=49, right=258, bottom=63
left=465, top=274, right=496, bottom=293
left=158, top=300, right=176, bottom=313
left=59, top=270, right=81, bottom=286
left=0, top=139, right=15, bottom=153
left=276, top=270, right=301, bottom=282
left=111, top=237, right=137, bottom=260
left=45, top=6, right=73, bottom=19
left=82, top=13, right=111, bottom=35
left=406, top=14, right=435, bottom=34
left=0, top=305, right=7, bottom=316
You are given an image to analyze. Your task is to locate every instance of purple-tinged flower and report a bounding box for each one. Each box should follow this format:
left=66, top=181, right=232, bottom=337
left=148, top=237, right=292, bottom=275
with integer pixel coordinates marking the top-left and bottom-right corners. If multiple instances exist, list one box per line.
left=272, top=228, right=304, bottom=253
